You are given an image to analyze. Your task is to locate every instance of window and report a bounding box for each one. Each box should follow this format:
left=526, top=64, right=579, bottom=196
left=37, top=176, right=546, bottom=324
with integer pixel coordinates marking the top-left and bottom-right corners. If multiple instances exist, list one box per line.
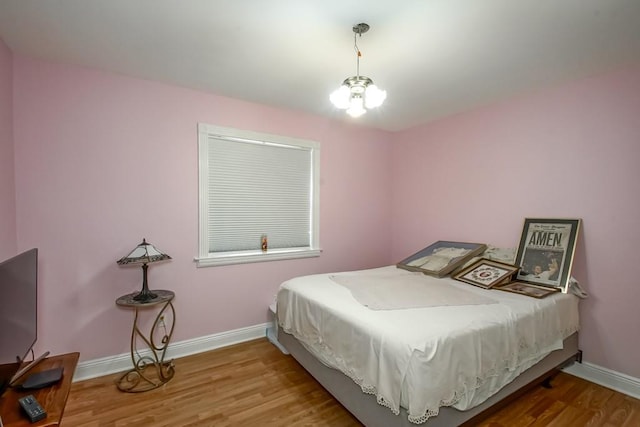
left=196, top=123, right=320, bottom=267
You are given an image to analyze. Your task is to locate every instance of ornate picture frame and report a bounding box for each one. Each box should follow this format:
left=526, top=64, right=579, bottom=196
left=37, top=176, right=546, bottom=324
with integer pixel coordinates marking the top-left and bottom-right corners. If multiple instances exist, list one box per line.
left=496, top=281, right=560, bottom=299
left=397, top=241, right=487, bottom=277
left=514, top=218, right=581, bottom=293
left=453, top=258, right=520, bottom=289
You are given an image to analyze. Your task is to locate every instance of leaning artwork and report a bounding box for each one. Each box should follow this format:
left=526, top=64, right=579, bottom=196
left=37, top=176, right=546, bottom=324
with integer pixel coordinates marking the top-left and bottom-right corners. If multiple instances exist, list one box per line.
left=514, top=218, right=581, bottom=293
left=397, top=241, right=487, bottom=277
left=453, top=258, right=520, bottom=289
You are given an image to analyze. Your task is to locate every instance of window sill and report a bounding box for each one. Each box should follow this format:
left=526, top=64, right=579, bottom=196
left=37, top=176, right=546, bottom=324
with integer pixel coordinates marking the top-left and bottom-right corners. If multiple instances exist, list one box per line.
left=195, top=248, right=321, bottom=267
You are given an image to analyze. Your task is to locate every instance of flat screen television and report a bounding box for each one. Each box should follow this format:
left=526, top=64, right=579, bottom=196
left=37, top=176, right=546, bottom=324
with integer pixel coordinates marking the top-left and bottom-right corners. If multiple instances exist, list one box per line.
left=0, top=248, right=38, bottom=397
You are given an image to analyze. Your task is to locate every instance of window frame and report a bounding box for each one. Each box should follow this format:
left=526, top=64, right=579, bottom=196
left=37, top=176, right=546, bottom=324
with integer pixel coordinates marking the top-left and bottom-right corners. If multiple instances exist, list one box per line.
left=196, top=123, right=321, bottom=267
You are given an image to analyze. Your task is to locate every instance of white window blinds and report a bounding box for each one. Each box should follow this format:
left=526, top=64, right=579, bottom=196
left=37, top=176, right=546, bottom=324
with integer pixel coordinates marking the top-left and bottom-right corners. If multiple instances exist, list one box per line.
left=197, top=124, right=320, bottom=266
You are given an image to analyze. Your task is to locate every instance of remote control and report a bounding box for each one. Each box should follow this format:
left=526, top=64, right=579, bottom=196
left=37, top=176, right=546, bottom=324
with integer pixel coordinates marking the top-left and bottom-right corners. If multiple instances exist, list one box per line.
left=18, top=394, right=47, bottom=423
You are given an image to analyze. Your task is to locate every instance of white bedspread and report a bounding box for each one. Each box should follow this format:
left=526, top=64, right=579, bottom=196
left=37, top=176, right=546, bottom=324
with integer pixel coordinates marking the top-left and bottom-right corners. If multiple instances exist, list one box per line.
left=277, top=266, right=580, bottom=424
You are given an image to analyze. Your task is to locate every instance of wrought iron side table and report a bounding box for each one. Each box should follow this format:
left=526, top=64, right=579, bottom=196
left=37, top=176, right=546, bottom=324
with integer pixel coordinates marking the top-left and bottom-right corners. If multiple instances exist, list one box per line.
left=115, top=289, right=175, bottom=392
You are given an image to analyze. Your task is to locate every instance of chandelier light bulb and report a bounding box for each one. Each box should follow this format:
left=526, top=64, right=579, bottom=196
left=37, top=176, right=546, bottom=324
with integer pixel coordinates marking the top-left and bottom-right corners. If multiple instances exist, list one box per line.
left=329, top=85, right=351, bottom=109
left=365, top=85, right=387, bottom=108
left=347, top=96, right=366, bottom=118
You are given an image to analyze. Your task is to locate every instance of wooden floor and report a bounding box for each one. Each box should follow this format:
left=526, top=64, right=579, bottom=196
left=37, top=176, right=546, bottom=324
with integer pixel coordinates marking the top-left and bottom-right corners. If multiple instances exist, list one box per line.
left=63, top=338, right=640, bottom=426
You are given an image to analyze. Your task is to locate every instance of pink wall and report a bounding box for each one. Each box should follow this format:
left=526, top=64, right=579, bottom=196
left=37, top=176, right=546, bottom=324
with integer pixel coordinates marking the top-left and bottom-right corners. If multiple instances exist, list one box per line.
left=391, top=66, right=640, bottom=379
left=12, top=56, right=393, bottom=361
left=0, top=38, right=16, bottom=259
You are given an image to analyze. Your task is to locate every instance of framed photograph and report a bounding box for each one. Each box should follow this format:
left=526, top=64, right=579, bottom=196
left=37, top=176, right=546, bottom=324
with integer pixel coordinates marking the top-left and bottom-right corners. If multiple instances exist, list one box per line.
left=514, top=218, right=581, bottom=293
left=496, top=281, right=560, bottom=299
left=453, top=258, right=520, bottom=289
left=397, top=241, right=487, bottom=277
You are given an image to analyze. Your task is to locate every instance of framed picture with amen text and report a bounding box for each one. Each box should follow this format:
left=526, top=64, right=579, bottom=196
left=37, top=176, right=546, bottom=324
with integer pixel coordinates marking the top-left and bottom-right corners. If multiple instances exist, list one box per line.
left=514, top=218, right=581, bottom=293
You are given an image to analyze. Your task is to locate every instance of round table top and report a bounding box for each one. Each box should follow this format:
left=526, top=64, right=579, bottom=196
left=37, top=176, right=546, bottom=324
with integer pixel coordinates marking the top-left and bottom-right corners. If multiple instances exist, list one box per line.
left=116, top=289, right=175, bottom=307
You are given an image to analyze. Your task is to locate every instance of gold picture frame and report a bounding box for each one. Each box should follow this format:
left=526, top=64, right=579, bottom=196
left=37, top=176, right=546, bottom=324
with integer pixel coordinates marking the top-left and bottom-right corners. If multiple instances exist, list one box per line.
left=453, top=258, right=520, bottom=289
left=397, top=241, right=487, bottom=277
left=496, top=281, right=560, bottom=298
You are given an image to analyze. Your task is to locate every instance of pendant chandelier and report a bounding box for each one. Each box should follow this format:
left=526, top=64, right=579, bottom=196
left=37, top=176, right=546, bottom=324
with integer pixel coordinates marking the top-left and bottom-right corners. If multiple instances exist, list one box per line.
left=330, top=23, right=387, bottom=118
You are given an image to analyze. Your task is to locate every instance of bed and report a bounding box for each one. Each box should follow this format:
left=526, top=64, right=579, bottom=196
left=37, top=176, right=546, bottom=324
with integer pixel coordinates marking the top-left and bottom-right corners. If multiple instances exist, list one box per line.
left=276, top=265, right=580, bottom=426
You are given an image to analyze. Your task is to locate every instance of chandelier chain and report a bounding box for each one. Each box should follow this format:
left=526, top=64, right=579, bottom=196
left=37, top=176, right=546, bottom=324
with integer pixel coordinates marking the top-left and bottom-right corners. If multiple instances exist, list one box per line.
left=354, top=30, right=362, bottom=78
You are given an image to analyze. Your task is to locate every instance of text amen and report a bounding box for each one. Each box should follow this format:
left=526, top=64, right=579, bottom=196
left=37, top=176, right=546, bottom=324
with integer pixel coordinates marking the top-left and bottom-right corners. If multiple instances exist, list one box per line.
left=528, top=232, right=562, bottom=247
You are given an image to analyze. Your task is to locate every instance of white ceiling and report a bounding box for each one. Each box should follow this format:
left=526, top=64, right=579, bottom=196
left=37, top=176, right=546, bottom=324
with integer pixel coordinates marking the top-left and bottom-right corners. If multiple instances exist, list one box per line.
left=0, top=0, right=638, bottom=132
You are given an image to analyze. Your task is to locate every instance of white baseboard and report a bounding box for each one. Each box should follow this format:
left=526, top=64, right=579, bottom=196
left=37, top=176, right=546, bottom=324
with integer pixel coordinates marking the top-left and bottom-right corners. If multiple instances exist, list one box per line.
left=563, top=361, right=640, bottom=400
left=73, top=322, right=270, bottom=382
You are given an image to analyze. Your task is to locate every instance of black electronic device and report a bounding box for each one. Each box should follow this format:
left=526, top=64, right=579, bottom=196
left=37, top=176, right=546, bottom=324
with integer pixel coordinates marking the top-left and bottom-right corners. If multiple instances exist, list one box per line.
left=18, top=394, right=47, bottom=423
left=20, top=367, right=63, bottom=390
left=0, top=248, right=46, bottom=397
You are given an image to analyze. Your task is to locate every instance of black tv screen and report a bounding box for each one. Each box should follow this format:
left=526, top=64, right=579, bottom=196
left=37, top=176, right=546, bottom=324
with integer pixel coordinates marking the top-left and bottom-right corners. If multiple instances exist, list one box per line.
left=0, top=248, right=38, bottom=397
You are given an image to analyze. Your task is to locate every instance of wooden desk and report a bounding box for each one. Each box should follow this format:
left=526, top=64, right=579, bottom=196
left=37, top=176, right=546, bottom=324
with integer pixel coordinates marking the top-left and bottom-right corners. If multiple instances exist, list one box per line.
left=0, top=352, right=79, bottom=427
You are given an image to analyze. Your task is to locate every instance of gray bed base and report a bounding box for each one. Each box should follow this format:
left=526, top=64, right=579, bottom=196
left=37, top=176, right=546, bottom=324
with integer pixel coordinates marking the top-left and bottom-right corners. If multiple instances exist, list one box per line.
left=277, top=327, right=579, bottom=427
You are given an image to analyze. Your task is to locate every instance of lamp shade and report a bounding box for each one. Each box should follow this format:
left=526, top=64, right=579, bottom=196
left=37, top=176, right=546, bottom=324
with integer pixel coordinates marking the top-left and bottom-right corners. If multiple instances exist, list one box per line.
left=117, top=239, right=171, bottom=265
left=346, top=95, right=366, bottom=118
left=364, top=84, right=386, bottom=108
left=329, top=85, right=351, bottom=109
